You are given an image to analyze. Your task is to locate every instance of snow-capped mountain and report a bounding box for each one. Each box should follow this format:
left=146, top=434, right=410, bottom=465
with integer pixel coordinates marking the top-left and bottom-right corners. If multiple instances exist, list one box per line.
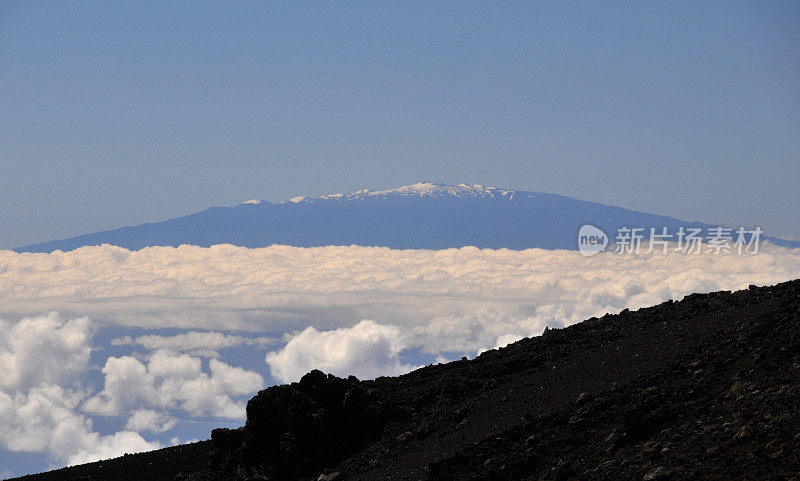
left=239, top=183, right=517, bottom=206
left=15, top=182, right=799, bottom=252
left=306, top=182, right=517, bottom=202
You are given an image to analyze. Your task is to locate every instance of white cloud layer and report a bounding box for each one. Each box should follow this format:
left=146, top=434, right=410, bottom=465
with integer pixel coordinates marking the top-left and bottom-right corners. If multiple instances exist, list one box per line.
left=0, top=312, right=92, bottom=391
left=0, top=313, right=264, bottom=471
left=111, top=331, right=276, bottom=357
left=266, top=320, right=417, bottom=383
left=84, top=350, right=264, bottom=419
left=0, top=383, right=160, bottom=466
left=125, top=409, right=177, bottom=434
left=0, top=314, right=159, bottom=467
left=2, top=244, right=800, bottom=470
left=4, top=244, right=798, bottom=355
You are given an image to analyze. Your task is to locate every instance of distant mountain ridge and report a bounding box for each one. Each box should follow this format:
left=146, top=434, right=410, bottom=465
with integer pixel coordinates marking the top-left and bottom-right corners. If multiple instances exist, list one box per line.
left=237, top=182, right=519, bottom=207
left=15, top=182, right=799, bottom=252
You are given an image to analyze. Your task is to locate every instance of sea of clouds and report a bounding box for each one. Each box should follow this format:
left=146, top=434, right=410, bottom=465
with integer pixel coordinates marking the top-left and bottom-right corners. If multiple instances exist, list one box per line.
left=1, top=243, right=799, bottom=475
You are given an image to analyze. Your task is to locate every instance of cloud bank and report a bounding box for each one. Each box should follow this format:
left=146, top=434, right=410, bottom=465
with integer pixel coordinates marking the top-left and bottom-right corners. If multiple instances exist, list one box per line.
left=111, top=331, right=276, bottom=358
left=3, top=244, right=799, bottom=359
left=84, top=350, right=264, bottom=419
left=0, top=314, right=159, bottom=466
left=0, top=312, right=92, bottom=391
left=266, top=320, right=417, bottom=383
left=0, top=313, right=265, bottom=471
left=2, top=243, right=800, bottom=470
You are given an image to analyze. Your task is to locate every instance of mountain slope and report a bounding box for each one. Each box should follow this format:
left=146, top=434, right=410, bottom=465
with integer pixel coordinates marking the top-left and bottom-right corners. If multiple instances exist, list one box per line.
left=11, top=279, right=800, bottom=480
left=16, top=183, right=797, bottom=252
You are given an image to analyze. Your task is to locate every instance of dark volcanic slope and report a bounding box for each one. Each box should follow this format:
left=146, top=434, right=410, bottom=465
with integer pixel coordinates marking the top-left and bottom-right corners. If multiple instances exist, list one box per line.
left=10, top=280, right=800, bottom=481
left=7, top=441, right=212, bottom=481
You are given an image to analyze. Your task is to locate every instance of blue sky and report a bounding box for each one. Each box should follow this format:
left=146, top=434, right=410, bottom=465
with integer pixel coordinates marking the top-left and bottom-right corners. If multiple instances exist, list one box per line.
left=1, top=0, right=798, bottom=248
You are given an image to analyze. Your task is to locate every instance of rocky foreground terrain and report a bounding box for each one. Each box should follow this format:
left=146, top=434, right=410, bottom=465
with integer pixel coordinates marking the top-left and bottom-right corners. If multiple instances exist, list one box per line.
left=11, top=279, right=800, bottom=481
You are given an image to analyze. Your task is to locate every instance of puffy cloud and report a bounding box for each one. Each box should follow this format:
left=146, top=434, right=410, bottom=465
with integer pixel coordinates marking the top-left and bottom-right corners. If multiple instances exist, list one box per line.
left=209, top=359, right=266, bottom=396
left=0, top=384, right=86, bottom=454
left=494, top=333, right=525, bottom=349
left=0, top=312, right=264, bottom=472
left=266, top=320, right=418, bottom=383
left=0, top=313, right=92, bottom=391
left=125, top=409, right=177, bottom=434
left=111, top=331, right=276, bottom=357
left=0, top=313, right=154, bottom=467
left=82, top=356, right=159, bottom=416
left=85, top=350, right=264, bottom=419
left=0, top=315, right=163, bottom=467
left=66, top=431, right=160, bottom=466
left=0, top=383, right=158, bottom=466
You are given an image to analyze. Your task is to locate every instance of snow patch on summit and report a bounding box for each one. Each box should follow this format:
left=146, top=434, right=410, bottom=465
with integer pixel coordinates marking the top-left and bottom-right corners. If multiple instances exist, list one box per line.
left=276, top=182, right=518, bottom=205
left=363, top=182, right=516, bottom=199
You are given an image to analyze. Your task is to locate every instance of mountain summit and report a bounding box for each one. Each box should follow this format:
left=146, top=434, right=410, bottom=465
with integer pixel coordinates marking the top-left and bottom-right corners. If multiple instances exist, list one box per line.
left=275, top=182, right=519, bottom=203
left=15, top=182, right=799, bottom=253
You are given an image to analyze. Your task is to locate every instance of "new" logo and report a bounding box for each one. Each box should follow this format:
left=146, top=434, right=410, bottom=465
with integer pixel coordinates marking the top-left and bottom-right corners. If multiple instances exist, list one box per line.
left=578, top=225, right=608, bottom=256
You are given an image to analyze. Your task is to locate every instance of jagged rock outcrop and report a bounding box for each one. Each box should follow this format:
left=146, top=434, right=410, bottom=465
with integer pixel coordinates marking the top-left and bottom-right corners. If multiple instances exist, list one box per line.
left=209, top=370, right=388, bottom=480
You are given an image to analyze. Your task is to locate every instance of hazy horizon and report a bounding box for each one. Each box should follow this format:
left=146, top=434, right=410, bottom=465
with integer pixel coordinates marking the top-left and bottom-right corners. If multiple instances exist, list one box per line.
left=2, top=1, right=799, bottom=248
